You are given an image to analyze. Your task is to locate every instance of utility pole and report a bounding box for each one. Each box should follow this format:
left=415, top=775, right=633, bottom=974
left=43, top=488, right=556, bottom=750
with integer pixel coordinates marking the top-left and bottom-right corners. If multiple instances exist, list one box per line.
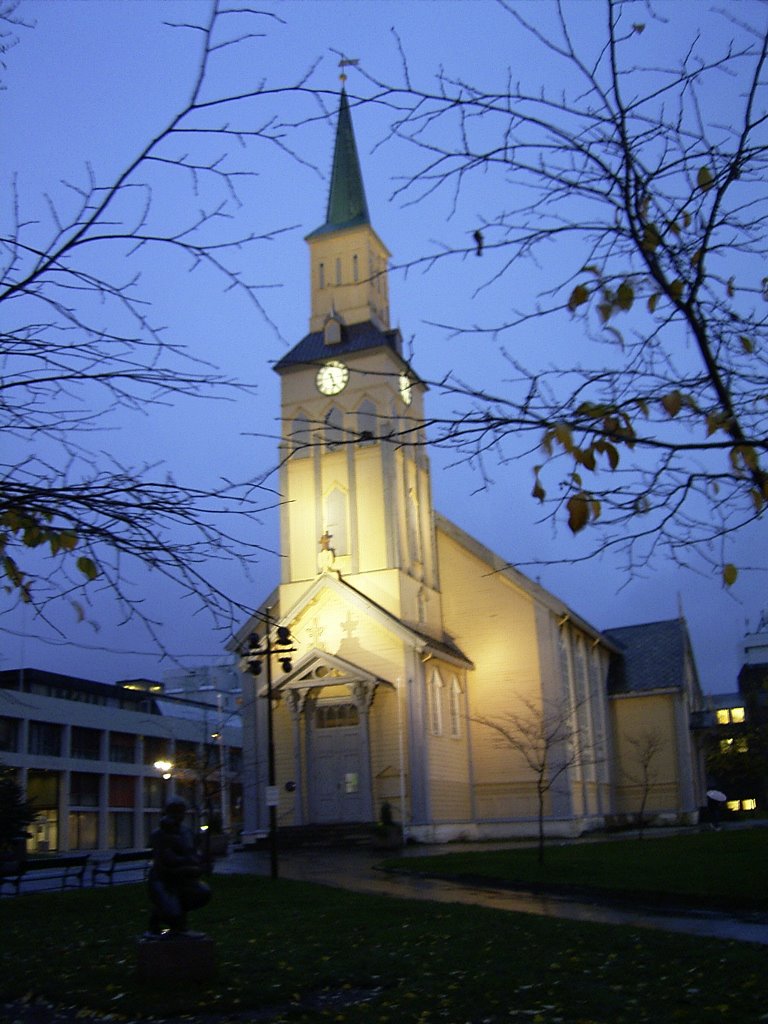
left=239, top=608, right=295, bottom=880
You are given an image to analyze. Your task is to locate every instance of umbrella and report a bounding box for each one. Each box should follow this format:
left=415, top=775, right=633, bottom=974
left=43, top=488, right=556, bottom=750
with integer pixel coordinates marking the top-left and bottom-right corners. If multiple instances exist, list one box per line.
left=707, top=789, right=727, bottom=802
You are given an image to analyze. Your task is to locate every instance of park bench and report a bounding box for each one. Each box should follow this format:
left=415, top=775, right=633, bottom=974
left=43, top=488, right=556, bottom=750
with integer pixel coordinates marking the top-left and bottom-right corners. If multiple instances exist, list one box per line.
left=0, top=853, right=90, bottom=896
left=91, top=848, right=152, bottom=885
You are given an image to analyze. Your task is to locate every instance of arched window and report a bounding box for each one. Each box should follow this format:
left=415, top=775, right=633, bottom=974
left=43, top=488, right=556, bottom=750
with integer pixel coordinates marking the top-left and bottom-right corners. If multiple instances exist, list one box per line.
left=325, top=486, right=349, bottom=555
left=429, top=667, right=444, bottom=736
left=290, top=415, right=311, bottom=458
left=325, top=406, right=344, bottom=451
left=417, top=588, right=426, bottom=625
left=335, top=257, right=342, bottom=285
left=407, top=486, right=422, bottom=563
left=357, top=399, right=377, bottom=443
left=449, top=677, right=462, bottom=738
left=352, top=253, right=359, bottom=282
left=318, top=262, right=325, bottom=290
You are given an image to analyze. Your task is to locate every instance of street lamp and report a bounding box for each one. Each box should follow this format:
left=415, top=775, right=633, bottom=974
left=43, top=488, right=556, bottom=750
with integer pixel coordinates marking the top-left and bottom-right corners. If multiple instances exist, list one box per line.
left=239, top=607, right=295, bottom=879
left=154, top=759, right=173, bottom=780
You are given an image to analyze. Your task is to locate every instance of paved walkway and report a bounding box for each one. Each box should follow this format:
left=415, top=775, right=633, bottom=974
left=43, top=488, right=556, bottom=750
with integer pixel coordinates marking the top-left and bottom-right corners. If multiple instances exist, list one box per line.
left=214, top=841, right=768, bottom=946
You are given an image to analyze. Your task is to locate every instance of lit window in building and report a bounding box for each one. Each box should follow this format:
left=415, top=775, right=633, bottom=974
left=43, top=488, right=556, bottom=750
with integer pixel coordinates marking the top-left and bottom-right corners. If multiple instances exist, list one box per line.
left=717, top=707, right=746, bottom=724
left=743, top=798, right=757, bottom=811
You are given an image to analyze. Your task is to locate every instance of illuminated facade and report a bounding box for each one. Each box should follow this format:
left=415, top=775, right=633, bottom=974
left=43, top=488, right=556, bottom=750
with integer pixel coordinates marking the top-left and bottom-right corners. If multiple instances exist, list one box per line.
left=234, top=92, right=705, bottom=843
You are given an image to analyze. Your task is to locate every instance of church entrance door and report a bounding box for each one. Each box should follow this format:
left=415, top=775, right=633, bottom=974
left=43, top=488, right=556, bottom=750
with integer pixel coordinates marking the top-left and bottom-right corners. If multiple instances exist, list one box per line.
left=308, top=703, right=366, bottom=823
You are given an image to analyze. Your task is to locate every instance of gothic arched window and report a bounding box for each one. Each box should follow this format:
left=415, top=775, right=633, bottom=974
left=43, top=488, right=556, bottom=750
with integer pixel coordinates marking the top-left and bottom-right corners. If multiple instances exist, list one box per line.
left=429, top=667, right=444, bottom=737
left=325, top=406, right=344, bottom=451
left=290, top=415, right=311, bottom=458
left=325, top=487, right=349, bottom=555
left=357, top=399, right=377, bottom=444
left=449, top=677, right=462, bottom=738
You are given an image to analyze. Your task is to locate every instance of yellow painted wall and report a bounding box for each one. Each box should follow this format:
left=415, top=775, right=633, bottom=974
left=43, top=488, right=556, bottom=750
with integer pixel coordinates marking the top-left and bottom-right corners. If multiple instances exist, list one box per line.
left=436, top=526, right=547, bottom=819
left=609, top=692, right=682, bottom=815
left=307, top=224, right=391, bottom=332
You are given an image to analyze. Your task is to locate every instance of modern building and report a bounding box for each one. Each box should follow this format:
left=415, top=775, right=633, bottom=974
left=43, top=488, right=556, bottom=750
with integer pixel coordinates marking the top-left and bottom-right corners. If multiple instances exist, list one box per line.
left=0, top=667, right=243, bottom=853
left=230, top=89, right=706, bottom=844
left=699, top=612, right=768, bottom=815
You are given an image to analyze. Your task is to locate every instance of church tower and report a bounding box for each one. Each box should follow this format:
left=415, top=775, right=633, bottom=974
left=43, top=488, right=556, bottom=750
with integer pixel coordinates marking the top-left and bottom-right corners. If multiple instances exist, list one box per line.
left=234, top=82, right=629, bottom=846
left=275, top=88, right=442, bottom=639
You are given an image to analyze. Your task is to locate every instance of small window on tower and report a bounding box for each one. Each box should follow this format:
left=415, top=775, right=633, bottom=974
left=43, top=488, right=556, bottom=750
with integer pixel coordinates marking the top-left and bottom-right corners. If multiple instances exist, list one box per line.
left=319, top=262, right=325, bottom=290
left=324, top=318, right=341, bottom=345
left=353, top=254, right=359, bottom=282
left=335, top=258, right=342, bottom=285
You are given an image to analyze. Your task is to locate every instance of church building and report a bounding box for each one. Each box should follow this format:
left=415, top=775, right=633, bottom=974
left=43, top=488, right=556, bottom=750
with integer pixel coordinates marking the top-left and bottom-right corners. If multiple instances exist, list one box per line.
left=232, top=90, right=705, bottom=844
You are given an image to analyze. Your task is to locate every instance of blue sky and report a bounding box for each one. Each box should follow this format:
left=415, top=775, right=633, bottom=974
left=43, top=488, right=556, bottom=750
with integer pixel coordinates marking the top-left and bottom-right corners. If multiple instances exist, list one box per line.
left=2, top=0, right=765, bottom=693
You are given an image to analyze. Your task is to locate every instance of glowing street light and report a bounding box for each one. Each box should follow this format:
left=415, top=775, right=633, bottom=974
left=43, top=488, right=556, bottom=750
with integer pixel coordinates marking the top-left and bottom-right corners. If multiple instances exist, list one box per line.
left=154, top=759, right=173, bottom=780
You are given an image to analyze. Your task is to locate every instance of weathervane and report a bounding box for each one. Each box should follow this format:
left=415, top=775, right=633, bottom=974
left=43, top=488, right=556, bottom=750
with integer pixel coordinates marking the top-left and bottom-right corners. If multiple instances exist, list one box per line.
left=338, top=55, right=359, bottom=84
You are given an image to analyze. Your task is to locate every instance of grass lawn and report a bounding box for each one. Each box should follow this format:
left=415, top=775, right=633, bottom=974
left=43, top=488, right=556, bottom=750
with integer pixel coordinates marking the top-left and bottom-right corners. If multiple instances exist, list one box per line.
left=1, top=865, right=767, bottom=1023
left=384, top=827, right=768, bottom=911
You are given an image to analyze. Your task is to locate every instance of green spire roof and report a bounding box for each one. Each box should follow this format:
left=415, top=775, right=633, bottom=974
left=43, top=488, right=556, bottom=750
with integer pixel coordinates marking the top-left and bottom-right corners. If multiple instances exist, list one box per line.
left=307, top=89, right=370, bottom=237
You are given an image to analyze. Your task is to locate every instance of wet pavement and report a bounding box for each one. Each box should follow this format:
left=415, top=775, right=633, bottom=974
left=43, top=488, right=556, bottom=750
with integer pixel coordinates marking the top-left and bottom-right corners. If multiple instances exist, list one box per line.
left=214, top=843, right=768, bottom=946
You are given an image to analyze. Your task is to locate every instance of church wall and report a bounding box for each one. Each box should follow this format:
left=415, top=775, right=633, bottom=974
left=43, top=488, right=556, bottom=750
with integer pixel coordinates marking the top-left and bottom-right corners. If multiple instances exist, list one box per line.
left=609, top=691, right=684, bottom=820
left=422, top=663, right=473, bottom=822
left=355, top=448, right=389, bottom=571
left=435, top=528, right=549, bottom=819
left=308, top=224, right=390, bottom=332
left=286, top=457, right=318, bottom=583
left=368, top=682, right=409, bottom=825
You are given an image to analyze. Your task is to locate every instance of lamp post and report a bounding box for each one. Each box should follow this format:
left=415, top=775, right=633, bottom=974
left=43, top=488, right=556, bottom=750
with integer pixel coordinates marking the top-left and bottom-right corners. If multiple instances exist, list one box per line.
left=154, top=759, right=173, bottom=781
left=239, top=608, right=294, bottom=880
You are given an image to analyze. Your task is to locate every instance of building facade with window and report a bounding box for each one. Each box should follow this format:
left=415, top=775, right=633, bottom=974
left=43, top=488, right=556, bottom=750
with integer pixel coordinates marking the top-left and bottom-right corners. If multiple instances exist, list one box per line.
left=0, top=668, right=242, bottom=853
left=700, top=613, right=768, bottom=815
left=231, top=90, right=706, bottom=844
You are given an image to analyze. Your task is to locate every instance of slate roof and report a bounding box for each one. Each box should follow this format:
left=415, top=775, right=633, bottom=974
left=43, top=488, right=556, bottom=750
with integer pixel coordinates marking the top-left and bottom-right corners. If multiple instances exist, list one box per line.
left=273, top=320, right=405, bottom=373
left=603, top=618, right=690, bottom=695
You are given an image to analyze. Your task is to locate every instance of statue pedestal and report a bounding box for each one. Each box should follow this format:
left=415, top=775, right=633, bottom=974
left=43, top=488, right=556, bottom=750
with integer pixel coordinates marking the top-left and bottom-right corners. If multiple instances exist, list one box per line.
left=136, top=933, right=216, bottom=984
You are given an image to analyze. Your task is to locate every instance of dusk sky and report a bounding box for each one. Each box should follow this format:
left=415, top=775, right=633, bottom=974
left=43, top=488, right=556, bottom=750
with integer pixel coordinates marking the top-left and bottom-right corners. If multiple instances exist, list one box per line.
left=2, top=0, right=765, bottom=693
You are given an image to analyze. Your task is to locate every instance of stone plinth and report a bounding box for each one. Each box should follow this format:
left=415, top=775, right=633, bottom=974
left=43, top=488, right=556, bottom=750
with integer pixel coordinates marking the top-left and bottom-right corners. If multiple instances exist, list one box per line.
left=136, top=933, right=216, bottom=984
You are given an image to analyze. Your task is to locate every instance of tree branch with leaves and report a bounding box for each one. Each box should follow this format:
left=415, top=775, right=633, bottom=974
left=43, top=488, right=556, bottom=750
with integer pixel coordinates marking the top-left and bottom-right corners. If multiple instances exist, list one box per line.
left=358, top=0, right=767, bottom=582
left=0, top=2, right=315, bottom=643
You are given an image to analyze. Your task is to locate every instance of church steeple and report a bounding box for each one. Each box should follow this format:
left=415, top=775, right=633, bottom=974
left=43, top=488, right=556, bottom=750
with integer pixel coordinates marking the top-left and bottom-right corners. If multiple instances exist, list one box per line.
left=309, top=89, right=370, bottom=237
left=305, top=89, right=390, bottom=333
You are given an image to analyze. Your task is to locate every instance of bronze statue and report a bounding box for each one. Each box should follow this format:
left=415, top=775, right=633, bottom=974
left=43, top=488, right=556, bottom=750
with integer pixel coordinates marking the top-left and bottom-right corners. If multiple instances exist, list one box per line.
left=147, top=798, right=211, bottom=936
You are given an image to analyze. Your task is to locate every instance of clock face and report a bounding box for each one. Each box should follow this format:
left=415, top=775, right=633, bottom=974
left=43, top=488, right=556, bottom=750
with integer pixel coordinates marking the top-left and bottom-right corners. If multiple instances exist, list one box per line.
left=316, top=360, right=349, bottom=396
left=399, top=372, right=412, bottom=406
